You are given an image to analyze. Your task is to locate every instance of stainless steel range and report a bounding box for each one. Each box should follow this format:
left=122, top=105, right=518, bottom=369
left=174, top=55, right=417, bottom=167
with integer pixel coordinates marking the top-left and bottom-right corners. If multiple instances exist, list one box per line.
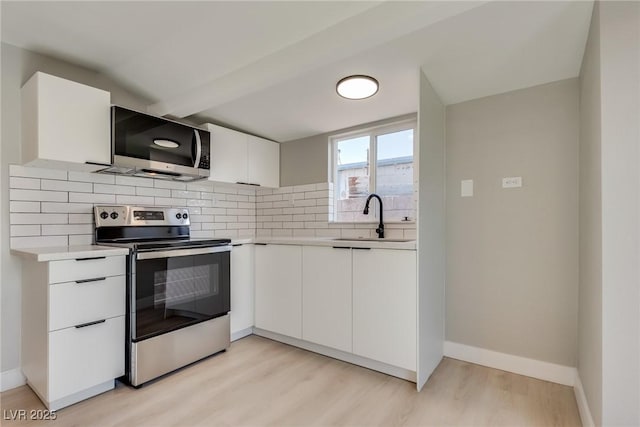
left=95, top=205, right=231, bottom=387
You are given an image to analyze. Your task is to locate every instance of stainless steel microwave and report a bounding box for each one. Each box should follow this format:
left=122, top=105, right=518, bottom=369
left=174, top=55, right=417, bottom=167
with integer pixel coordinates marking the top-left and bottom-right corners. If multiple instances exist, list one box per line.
left=102, top=106, right=210, bottom=181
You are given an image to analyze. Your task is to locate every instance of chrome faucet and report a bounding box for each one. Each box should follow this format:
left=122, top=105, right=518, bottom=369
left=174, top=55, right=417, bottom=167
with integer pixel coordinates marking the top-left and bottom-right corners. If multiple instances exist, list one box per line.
left=363, top=193, right=384, bottom=238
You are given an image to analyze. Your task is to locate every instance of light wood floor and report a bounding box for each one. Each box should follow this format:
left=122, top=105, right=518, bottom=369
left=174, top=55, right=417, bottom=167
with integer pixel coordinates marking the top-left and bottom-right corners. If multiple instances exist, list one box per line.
left=1, top=335, right=581, bottom=426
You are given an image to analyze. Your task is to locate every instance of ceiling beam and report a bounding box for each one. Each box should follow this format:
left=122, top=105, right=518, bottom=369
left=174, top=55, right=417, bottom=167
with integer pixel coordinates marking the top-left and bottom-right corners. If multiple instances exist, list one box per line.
left=147, top=1, right=486, bottom=118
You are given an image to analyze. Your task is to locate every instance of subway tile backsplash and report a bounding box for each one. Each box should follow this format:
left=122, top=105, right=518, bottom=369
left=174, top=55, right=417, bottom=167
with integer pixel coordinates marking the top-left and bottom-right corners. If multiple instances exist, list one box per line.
left=9, top=164, right=257, bottom=249
left=255, top=183, right=416, bottom=239
left=8, top=165, right=416, bottom=249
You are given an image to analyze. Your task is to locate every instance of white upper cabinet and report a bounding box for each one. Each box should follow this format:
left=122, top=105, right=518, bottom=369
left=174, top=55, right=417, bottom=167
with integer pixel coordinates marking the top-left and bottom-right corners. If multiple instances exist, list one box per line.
left=21, top=72, right=111, bottom=171
left=247, top=134, right=279, bottom=188
left=203, top=123, right=279, bottom=188
left=205, top=123, right=248, bottom=184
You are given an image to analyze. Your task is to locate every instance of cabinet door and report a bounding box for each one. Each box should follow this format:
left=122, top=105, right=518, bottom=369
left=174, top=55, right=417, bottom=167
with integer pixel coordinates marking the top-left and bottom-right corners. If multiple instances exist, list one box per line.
left=49, top=316, right=124, bottom=401
left=49, top=276, right=125, bottom=331
left=206, top=123, right=248, bottom=184
left=254, top=244, right=302, bottom=338
left=353, top=249, right=416, bottom=370
left=22, top=72, right=111, bottom=169
left=302, top=246, right=352, bottom=352
left=247, top=135, right=279, bottom=188
left=230, top=244, right=254, bottom=337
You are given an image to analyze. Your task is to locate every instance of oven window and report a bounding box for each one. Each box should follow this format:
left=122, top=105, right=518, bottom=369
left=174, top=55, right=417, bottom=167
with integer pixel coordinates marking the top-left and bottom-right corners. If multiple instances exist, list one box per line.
left=134, top=252, right=230, bottom=341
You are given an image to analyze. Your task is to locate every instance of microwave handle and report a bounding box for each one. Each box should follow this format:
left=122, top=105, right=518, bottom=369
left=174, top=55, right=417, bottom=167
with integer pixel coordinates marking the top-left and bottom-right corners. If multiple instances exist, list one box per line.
left=193, top=129, right=202, bottom=168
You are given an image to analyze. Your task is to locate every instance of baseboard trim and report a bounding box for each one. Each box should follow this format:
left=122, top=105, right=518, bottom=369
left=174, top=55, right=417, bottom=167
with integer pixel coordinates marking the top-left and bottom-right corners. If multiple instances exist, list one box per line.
left=1, top=368, right=26, bottom=392
left=254, top=328, right=416, bottom=383
left=443, top=341, right=576, bottom=386
left=574, top=373, right=595, bottom=427
left=231, top=327, right=253, bottom=342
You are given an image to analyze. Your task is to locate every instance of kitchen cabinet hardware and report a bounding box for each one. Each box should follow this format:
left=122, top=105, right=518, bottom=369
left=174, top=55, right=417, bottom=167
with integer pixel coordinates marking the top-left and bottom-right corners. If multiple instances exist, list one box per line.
left=232, top=244, right=243, bottom=247
left=85, top=161, right=112, bottom=167
left=351, top=247, right=372, bottom=250
left=332, top=246, right=351, bottom=250
left=235, top=181, right=261, bottom=186
left=255, top=243, right=268, bottom=246
left=75, top=256, right=106, bottom=261
left=74, top=319, right=106, bottom=329
left=75, top=277, right=106, bottom=284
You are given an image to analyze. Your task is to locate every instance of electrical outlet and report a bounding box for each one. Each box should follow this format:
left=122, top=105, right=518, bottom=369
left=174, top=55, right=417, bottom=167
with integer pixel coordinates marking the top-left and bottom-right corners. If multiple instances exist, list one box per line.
left=502, top=176, right=522, bottom=188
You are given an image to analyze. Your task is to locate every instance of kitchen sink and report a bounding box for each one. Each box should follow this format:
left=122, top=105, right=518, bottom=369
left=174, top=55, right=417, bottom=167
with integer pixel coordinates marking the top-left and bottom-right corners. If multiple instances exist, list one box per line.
left=332, top=237, right=415, bottom=243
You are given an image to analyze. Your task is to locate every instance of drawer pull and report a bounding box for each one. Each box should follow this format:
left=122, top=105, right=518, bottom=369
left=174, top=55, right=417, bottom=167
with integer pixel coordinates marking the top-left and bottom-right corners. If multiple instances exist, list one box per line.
left=74, top=319, right=106, bottom=329
left=352, top=247, right=372, bottom=250
left=332, top=246, right=351, bottom=250
left=75, top=277, right=106, bottom=284
left=232, top=244, right=243, bottom=247
left=255, top=243, right=267, bottom=246
left=75, top=256, right=106, bottom=261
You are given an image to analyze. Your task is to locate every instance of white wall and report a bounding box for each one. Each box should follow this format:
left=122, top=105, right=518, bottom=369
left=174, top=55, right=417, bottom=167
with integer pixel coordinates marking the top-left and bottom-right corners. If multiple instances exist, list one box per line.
left=416, top=69, right=445, bottom=389
left=445, top=79, right=579, bottom=367
left=598, top=1, right=640, bottom=424
left=578, top=2, right=603, bottom=423
left=0, top=42, right=152, bottom=379
left=279, top=113, right=416, bottom=187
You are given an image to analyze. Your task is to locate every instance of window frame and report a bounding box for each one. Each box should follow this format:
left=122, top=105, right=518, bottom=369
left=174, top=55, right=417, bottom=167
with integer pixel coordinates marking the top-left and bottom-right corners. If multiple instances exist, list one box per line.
left=329, top=118, right=417, bottom=223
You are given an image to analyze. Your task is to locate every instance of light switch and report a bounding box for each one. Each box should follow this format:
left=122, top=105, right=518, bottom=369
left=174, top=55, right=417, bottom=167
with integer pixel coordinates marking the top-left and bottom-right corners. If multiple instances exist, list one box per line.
left=502, top=177, right=523, bottom=188
left=461, top=179, right=473, bottom=197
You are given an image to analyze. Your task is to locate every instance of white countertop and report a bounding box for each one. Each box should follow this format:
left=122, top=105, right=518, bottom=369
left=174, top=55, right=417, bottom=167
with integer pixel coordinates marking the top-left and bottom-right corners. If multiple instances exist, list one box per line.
left=11, top=245, right=130, bottom=262
left=247, top=237, right=416, bottom=250
left=12, top=238, right=415, bottom=262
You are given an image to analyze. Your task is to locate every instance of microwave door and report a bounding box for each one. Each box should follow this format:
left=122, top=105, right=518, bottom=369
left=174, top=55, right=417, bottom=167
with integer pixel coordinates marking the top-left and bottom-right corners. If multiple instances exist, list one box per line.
left=193, top=129, right=201, bottom=169
left=148, top=124, right=194, bottom=167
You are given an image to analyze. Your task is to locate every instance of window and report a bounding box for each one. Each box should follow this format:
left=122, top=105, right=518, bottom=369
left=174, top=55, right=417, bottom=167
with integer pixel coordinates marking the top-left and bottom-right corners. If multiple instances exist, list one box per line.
left=330, top=120, right=416, bottom=222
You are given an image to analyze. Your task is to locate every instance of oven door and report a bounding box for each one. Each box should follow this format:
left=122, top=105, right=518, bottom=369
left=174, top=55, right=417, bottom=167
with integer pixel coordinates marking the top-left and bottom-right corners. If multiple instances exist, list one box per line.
left=132, top=245, right=230, bottom=342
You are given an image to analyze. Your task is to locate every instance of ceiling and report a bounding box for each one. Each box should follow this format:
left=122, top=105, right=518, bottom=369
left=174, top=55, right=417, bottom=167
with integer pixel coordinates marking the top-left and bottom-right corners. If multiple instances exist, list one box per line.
left=1, top=1, right=593, bottom=142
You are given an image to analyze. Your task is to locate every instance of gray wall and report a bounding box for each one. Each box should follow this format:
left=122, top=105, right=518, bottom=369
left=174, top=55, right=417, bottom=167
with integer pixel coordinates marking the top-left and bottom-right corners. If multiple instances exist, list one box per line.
left=416, top=70, right=445, bottom=389
left=598, top=1, right=640, bottom=424
left=0, top=42, right=151, bottom=376
left=445, top=78, right=579, bottom=367
left=578, top=3, right=603, bottom=424
left=279, top=113, right=416, bottom=187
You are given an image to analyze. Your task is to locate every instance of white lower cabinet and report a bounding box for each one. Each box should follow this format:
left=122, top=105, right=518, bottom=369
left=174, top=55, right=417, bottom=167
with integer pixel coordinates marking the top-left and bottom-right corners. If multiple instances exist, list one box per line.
left=21, top=255, right=126, bottom=410
left=254, top=244, right=302, bottom=339
left=352, top=248, right=417, bottom=371
left=254, top=243, right=417, bottom=377
left=302, top=246, right=352, bottom=352
left=230, top=244, right=254, bottom=339
left=49, top=316, right=125, bottom=402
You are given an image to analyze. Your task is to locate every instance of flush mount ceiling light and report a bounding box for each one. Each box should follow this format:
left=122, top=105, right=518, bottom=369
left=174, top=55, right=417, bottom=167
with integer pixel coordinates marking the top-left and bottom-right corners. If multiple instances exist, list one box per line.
left=153, top=139, right=180, bottom=148
left=336, top=75, right=379, bottom=100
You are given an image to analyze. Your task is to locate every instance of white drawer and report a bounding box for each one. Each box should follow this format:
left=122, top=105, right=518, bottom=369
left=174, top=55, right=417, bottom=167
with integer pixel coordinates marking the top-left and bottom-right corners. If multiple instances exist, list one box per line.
left=49, top=276, right=125, bottom=331
left=48, top=255, right=125, bottom=284
left=49, top=315, right=124, bottom=401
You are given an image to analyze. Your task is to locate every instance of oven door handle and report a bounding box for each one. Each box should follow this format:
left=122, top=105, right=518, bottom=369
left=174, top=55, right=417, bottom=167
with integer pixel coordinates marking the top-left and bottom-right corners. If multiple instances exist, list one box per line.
left=136, top=245, right=231, bottom=260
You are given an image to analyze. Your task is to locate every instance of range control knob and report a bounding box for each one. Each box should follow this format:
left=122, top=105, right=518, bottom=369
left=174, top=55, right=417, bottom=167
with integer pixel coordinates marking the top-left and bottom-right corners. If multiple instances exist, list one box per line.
left=100, top=211, right=109, bottom=220
left=110, top=212, right=119, bottom=219
left=182, top=213, right=188, bottom=220
left=176, top=213, right=182, bottom=219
